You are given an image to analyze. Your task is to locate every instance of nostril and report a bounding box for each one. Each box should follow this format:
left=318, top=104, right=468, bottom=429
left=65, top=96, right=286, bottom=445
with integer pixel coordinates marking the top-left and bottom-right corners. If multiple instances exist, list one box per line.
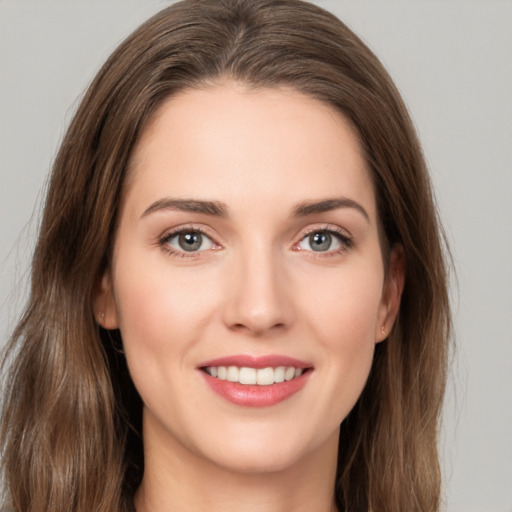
left=222, top=269, right=294, bottom=334
left=229, top=321, right=286, bottom=334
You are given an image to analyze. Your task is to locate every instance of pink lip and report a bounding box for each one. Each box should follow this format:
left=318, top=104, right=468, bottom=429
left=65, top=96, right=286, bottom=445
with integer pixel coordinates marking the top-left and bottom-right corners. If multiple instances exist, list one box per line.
left=197, top=354, right=313, bottom=408
left=198, top=354, right=311, bottom=369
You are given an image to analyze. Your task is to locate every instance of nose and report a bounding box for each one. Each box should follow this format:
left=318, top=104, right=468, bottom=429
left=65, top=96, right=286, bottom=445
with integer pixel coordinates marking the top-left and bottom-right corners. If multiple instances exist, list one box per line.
left=222, top=245, right=294, bottom=336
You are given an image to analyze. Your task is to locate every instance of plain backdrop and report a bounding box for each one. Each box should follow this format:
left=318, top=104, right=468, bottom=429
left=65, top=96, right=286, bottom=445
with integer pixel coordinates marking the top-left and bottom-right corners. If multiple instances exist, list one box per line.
left=1, top=1, right=511, bottom=511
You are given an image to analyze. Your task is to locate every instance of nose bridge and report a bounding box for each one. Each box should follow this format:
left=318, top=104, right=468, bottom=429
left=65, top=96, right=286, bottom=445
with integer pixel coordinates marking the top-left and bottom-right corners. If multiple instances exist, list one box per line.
left=223, top=238, right=292, bottom=334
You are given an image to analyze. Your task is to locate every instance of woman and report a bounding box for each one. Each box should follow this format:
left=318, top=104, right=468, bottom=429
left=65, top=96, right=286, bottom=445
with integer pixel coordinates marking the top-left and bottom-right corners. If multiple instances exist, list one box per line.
left=0, top=1, right=451, bottom=511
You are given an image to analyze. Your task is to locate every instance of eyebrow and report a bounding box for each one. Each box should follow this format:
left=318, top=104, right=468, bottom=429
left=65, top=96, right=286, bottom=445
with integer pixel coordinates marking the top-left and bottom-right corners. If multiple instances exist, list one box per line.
left=141, top=196, right=369, bottom=222
left=141, top=198, right=228, bottom=218
left=292, top=198, right=370, bottom=222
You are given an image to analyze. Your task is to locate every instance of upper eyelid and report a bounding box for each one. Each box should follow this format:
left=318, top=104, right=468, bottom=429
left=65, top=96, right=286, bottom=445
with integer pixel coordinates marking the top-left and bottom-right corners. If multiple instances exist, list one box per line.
left=159, top=224, right=217, bottom=241
left=158, top=227, right=219, bottom=258
left=298, top=224, right=352, bottom=239
left=295, top=225, right=354, bottom=253
left=158, top=225, right=219, bottom=252
left=161, top=228, right=211, bottom=242
left=157, top=223, right=352, bottom=248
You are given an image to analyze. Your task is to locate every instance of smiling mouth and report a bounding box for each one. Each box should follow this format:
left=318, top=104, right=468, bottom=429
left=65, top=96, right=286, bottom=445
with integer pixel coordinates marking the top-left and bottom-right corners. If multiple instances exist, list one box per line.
left=202, top=366, right=308, bottom=386
left=200, top=358, right=313, bottom=406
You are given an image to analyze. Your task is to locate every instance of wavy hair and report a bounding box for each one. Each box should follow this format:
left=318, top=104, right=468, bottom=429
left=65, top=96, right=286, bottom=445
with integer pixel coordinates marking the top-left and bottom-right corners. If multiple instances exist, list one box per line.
left=1, top=1, right=451, bottom=511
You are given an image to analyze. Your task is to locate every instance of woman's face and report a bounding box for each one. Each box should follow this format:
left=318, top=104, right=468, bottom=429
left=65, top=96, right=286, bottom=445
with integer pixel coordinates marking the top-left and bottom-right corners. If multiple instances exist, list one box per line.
left=97, top=83, right=402, bottom=475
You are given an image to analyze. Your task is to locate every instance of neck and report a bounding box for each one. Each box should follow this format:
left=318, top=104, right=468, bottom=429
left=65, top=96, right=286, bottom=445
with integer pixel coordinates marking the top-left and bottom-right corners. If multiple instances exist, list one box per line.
left=134, top=413, right=339, bottom=512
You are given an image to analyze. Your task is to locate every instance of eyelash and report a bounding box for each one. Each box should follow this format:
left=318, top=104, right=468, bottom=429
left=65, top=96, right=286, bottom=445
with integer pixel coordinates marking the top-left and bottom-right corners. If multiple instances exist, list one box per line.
left=296, top=226, right=354, bottom=257
left=158, top=225, right=354, bottom=259
left=158, top=226, right=217, bottom=259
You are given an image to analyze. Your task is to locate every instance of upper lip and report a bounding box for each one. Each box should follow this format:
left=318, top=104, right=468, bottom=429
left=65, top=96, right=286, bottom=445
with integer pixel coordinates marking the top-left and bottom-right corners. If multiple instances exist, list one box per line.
left=198, top=354, right=312, bottom=369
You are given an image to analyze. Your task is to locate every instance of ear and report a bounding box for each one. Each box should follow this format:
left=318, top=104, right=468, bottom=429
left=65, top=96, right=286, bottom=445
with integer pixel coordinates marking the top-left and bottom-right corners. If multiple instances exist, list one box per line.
left=375, top=245, right=405, bottom=343
left=93, top=270, right=119, bottom=330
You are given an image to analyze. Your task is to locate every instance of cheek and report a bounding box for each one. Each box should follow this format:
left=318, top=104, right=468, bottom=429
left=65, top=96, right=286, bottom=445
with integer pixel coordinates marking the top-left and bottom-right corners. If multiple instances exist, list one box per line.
left=297, top=264, right=383, bottom=417
left=300, top=264, right=384, bottom=347
left=112, top=256, right=220, bottom=364
left=111, top=260, right=222, bottom=425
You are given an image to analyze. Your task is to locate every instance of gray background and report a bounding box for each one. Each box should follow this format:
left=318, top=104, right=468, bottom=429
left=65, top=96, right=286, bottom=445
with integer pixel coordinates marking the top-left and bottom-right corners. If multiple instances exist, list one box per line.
left=1, top=1, right=511, bottom=511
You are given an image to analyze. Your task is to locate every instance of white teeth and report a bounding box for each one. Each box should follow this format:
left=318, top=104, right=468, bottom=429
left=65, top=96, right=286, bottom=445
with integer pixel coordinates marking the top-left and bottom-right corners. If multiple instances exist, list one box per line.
left=284, top=367, right=295, bottom=381
left=274, top=366, right=285, bottom=383
left=206, top=365, right=305, bottom=385
left=256, top=367, right=274, bottom=386
left=226, top=366, right=239, bottom=382
left=238, top=367, right=257, bottom=385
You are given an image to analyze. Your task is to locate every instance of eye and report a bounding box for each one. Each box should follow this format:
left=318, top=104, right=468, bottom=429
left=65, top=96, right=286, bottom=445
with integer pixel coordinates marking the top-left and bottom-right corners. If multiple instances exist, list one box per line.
left=296, top=229, right=352, bottom=253
left=161, top=229, right=216, bottom=254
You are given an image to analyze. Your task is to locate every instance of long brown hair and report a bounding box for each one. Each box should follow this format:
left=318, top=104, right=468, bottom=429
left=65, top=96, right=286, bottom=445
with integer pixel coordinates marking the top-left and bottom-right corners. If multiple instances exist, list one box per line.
left=1, top=1, right=451, bottom=510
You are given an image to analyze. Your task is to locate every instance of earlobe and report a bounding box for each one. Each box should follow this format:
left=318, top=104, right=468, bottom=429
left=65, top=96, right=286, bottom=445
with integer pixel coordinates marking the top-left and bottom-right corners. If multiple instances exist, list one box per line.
left=93, top=271, right=119, bottom=330
left=376, top=245, right=405, bottom=343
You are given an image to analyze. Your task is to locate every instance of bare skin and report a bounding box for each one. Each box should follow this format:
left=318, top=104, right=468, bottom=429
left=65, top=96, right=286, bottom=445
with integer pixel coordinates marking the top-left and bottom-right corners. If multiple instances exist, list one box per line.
left=136, top=417, right=339, bottom=511
left=95, top=82, right=403, bottom=512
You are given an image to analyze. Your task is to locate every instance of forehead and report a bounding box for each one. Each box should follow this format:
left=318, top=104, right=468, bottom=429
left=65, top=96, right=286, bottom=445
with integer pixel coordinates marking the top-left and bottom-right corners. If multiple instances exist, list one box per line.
left=124, top=83, right=376, bottom=221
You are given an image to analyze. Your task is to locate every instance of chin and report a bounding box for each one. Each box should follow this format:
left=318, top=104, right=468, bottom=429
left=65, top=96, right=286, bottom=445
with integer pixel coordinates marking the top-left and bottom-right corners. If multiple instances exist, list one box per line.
left=197, top=424, right=338, bottom=476
left=209, top=445, right=305, bottom=475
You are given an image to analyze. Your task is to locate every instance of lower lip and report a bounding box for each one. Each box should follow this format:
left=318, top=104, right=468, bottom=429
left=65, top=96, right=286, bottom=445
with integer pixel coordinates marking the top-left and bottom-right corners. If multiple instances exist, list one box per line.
left=201, top=371, right=311, bottom=407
